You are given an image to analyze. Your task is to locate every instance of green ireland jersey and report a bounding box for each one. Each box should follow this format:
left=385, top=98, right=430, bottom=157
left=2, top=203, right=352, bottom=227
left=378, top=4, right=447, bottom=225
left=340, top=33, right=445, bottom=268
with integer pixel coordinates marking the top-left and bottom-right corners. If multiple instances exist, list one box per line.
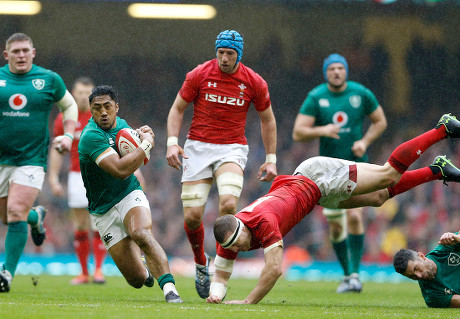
left=419, top=236, right=460, bottom=308
left=78, top=117, right=142, bottom=215
left=0, top=64, right=67, bottom=169
left=299, top=81, right=379, bottom=162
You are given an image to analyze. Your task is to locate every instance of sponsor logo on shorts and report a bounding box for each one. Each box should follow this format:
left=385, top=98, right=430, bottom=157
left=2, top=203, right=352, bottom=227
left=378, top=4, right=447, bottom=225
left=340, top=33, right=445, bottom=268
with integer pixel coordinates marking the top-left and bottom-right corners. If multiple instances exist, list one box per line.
left=103, top=233, right=113, bottom=245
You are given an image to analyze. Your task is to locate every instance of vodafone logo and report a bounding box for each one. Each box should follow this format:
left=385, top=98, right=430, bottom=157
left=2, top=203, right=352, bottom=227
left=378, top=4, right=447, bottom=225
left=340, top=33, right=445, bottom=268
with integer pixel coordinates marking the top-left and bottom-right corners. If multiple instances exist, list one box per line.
left=332, top=111, right=348, bottom=127
left=9, top=94, right=27, bottom=110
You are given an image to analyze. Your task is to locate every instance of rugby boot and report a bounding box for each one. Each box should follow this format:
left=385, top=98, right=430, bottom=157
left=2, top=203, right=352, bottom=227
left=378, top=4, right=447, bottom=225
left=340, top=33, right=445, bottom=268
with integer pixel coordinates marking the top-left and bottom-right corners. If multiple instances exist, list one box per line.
left=0, top=267, right=12, bottom=293
left=93, top=268, right=106, bottom=284
left=30, top=206, right=47, bottom=246
left=70, top=274, right=90, bottom=285
left=431, top=155, right=460, bottom=183
left=349, top=273, right=363, bottom=293
left=195, top=253, right=211, bottom=298
left=165, top=291, right=183, bottom=303
left=142, top=256, right=154, bottom=287
left=435, top=113, right=460, bottom=138
left=336, top=276, right=351, bottom=293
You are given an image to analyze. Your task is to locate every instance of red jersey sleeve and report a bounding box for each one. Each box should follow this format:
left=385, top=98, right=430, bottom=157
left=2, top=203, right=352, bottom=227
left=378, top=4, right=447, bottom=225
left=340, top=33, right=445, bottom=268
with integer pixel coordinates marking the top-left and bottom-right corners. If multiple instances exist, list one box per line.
left=250, top=74, right=271, bottom=112
left=179, top=64, right=203, bottom=103
left=216, top=244, right=238, bottom=260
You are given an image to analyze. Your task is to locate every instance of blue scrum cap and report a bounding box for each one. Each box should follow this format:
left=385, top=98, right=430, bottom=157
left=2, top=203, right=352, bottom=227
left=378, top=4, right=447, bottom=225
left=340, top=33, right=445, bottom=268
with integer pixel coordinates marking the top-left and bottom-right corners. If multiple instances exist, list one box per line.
left=323, top=53, right=349, bottom=81
left=215, top=30, right=244, bottom=63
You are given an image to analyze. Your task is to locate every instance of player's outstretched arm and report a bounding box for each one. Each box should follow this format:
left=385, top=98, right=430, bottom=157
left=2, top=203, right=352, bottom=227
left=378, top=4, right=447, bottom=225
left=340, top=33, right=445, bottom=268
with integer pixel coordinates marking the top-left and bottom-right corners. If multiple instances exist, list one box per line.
left=225, top=246, right=283, bottom=305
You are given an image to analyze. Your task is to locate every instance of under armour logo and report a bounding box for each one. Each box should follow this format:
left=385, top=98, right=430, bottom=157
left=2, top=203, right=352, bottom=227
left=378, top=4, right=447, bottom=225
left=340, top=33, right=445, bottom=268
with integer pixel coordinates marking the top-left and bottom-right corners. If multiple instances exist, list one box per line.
left=347, top=185, right=352, bottom=192
left=208, top=82, right=217, bottom=87
left=135, top=197, right=141, bottom=202
left=28, top=174, right=35, bottom=183
left=103, top=233, right=113, bottom=244
left=417, top=150, right=422, bottom=156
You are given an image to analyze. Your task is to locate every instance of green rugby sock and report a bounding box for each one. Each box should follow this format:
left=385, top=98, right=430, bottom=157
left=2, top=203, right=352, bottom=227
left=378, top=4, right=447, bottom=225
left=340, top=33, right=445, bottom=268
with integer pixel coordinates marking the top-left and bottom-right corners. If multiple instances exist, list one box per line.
left=27, top=208, right=39, bottom=226
left=349, top=234, right=364, bottom=274
left=5, top=221, right=28, bottom=276
left=332, top=239, right=350, bottom=276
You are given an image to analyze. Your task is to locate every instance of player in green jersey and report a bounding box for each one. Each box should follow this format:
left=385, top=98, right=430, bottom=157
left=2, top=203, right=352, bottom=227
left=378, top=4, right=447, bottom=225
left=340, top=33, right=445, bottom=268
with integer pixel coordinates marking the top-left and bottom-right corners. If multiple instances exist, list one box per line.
left=393, top=232, right=460, bottom=308
left=0, top=33, right=78, bottom=292
left=78, top=85, right=182, bottom=303
left=292, top=53, right=388, bottom=293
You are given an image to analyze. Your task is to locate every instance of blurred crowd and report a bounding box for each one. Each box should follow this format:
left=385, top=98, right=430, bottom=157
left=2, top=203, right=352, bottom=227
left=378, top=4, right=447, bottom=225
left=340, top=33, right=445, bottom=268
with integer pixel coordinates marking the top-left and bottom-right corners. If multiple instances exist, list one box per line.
left=1, top=36, right=460, bottom=265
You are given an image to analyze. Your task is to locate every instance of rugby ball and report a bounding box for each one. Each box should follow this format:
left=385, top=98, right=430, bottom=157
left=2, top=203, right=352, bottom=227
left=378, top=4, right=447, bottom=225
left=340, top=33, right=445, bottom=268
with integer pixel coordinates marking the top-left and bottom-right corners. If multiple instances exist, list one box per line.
left=115, top=128, right=149, bottom=166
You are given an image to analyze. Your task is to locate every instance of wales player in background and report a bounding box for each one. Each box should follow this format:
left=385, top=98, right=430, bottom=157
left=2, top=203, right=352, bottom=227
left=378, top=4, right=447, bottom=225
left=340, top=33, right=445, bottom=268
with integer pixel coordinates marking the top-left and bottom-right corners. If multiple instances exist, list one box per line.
left=0, top=33, right=78, bottom=293
left=292, top=53, right=387, bottom=293
left=79, top=85, right=182, bottom=303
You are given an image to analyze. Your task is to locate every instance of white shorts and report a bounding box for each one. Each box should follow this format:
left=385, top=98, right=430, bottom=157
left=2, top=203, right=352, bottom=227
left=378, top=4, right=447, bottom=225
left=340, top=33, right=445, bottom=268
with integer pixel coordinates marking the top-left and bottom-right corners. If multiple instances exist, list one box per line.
left=68, top=171, right=88, bottom=208
left=90, top=190, right=150, bottom=250
left=0, top=165, right=45, bottom=197
left=181, top=139, right=249, bottom=183
left=294, top=157, right=357, bottom=209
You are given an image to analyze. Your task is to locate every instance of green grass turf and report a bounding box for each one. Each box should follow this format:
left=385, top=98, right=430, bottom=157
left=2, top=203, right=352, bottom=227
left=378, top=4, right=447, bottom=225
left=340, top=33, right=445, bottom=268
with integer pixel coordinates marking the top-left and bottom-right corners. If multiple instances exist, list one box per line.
left=0, top=275, right=458, bottom=318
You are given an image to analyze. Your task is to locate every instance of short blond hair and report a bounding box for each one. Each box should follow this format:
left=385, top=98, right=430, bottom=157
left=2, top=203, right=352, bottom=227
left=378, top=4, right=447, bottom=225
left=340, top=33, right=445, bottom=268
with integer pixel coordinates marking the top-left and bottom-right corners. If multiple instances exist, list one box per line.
left=6, top=33, right=33, bottom=50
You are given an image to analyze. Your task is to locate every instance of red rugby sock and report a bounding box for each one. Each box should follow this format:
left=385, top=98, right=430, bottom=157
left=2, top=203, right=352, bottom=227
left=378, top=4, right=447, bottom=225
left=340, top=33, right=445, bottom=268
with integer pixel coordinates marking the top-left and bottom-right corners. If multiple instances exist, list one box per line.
left=184, top=222, right=207, bottom=266
left=387, top=127, right=446, bottom=173
left=387, top=167, right=442, bottom=198
left=74, top=230, right=90, bottom=275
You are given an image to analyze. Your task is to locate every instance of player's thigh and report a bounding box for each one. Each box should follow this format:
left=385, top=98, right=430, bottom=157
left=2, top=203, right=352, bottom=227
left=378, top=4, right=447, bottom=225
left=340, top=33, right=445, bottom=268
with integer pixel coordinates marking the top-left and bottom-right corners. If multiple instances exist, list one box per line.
left=8, top=183, right=40, bottom=220
left=354, top=162, right=399, bottom=195
left=108, top=237, right=145, bottom=279
left=123, top=206, right=153, bottom=236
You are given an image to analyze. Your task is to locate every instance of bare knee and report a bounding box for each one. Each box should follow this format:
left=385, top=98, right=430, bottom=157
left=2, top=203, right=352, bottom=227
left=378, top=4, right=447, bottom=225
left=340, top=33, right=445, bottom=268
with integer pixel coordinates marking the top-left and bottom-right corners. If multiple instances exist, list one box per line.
left=7, top=204, right=28, bottom=222
left=184, top=207, right=204, bottom=229
left=219, top=196, right=237, bottom=216
left=368, top=190, right=389, bottom=207
left=329, top=222, right=344, bottom=241
left=130, top=228, right=153, bottom=249
left=125, top=276, right=145, bottom=289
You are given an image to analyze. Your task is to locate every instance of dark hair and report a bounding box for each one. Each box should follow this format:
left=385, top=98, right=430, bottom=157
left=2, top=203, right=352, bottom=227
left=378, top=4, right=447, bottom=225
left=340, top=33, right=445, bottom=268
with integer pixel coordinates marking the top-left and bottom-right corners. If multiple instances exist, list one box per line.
left=72, top=77, right=95, bottom=90
left=6, top=33, right=33, bottom=50
left=393, top=249, right=418, bottom=274
left=213, top=215, right=238, bottom=244
left=89, top=85, right=118, bottom=104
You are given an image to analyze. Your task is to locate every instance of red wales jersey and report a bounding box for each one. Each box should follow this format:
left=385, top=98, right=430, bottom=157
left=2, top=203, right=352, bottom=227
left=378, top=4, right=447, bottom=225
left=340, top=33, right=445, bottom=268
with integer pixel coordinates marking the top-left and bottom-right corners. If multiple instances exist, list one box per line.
left=53, top=110, right=92, bottom=172
left=217, top=175, right=321, bottom=260
left=179, top=59, right=271, bottom=145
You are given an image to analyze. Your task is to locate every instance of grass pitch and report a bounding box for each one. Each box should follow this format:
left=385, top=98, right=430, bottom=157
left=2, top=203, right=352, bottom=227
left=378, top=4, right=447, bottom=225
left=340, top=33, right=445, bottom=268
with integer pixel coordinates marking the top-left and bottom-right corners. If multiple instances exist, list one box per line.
left=0, top=275, right=457, bottom=319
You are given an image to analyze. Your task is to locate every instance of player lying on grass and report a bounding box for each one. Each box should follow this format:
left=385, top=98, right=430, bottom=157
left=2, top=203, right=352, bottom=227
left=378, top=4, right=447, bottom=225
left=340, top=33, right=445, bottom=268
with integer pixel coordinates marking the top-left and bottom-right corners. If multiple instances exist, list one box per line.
left=393, top=232, right=460, bottom=308
left=205, top=113, right=460, bottom=304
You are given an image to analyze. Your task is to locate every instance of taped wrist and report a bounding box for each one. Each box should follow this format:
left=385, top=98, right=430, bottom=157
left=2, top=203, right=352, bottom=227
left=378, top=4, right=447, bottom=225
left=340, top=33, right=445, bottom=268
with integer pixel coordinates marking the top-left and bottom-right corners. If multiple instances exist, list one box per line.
left=265, top=154, right=277, bottom=164
left=140, top=139, right=152, bottom=158
left=210, top=282, right=227, bottom=300
left=167, top=136, right=178, bottom=147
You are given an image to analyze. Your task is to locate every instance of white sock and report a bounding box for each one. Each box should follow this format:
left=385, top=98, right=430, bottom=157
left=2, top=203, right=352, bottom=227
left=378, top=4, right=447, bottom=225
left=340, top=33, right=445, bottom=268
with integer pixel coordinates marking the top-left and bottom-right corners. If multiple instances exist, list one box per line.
left=163, top=282, right=178, bottom=296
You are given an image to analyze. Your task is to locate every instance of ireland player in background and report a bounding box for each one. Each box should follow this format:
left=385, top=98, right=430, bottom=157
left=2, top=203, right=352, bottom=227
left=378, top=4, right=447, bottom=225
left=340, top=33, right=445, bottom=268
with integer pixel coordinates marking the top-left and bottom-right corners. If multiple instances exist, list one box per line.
left=0, top=33, right=78, bottom=292
left=292, top=53, right=387, bottom=293
left=79, top=85, right=182, bottom=303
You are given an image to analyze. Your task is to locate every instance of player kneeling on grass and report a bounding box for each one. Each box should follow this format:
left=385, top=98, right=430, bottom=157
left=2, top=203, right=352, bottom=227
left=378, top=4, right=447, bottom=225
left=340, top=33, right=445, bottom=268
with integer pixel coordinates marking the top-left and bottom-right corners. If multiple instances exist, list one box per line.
left=206, top=113, right=460, bottom=304
left=77, top=85, right=182, bottom=303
